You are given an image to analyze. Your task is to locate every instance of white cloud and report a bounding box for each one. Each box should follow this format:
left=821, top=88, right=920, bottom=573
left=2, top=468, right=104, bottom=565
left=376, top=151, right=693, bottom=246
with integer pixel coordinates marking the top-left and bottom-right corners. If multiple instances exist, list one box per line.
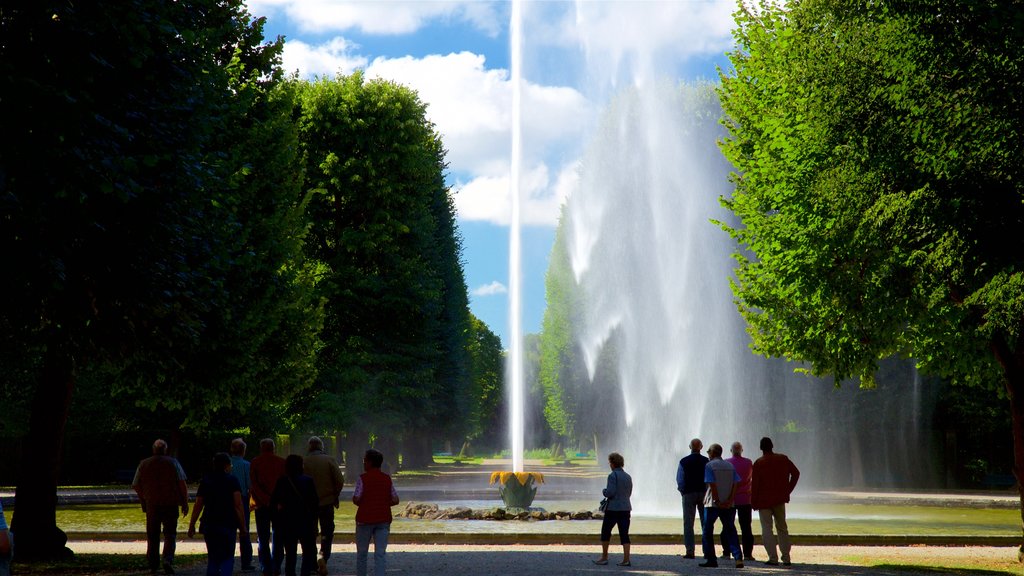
left=280, top=38, right=368, bottom=77
left=471, top=281, right=508, bottom=297
left=247, top=0, right=502, bottom=36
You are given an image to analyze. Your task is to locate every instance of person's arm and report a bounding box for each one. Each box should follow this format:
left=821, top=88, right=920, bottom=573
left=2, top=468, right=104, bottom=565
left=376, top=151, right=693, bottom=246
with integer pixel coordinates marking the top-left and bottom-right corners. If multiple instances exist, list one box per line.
left=787, top=459, right=801, bottom=495
left=390, top=482, right=399, bottom=506
left=333, top=463, right=345, bottom=508
left=602, top=471, right=618, bottom=499
left=676, top=462, right=685, bottom=493
left=352, top=476, right=364, bottom=506
left=723, top=471, right=739, bottom=507
left=187, top=496, right=204, bottom=538
left=131, top=464, right=146, bottom=511
left=174, top=460, right=189, bottom=516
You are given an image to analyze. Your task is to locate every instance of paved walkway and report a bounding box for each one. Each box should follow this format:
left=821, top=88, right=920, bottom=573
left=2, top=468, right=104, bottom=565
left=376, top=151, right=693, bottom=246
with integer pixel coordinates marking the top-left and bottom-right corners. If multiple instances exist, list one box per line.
left=66, top=541, right=1021, bottom=575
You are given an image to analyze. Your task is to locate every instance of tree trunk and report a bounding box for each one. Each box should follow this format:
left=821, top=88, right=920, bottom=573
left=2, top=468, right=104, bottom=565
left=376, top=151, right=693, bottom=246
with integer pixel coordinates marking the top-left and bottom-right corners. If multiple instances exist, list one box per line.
left=400, top=430, right=434, bottom=470
left=991, top=336, right=1024, bottom=563
left=341, top=429, right=369, bottom=481
left=11, top=345, right=76, bottom=560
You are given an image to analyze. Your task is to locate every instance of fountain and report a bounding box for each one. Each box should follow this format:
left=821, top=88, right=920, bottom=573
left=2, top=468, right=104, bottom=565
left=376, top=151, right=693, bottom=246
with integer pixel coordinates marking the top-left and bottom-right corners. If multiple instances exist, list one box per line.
left=493, top=0, right=543, bottom=511
left=545, top=2, right=938, bottom=513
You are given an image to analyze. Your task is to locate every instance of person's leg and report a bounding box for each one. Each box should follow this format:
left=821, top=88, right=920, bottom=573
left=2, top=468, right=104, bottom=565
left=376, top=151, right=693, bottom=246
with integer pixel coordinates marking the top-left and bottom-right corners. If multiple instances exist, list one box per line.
left=372, top=523, right=390, bottom=575
left=160, top=505, right=179, bottom=572
left=298, top=530, right=317, bottom=576
left=737, top=504, right=754, bottom=559
left=774, top=504, right=791, bottom=564
left=596, top=514, right=614, bottom=562
left=283, top=532, right=298, bottom=576
left=700, top=507, right=720, bottom=564
left=145, top=509, right=161, bottom=572
left=355, top=523, right=372, bottom=576
left=758, top=508, right=778, bottom=563
left=318, top=505, right=334, bottom=560
left=618, top=512, right=631, bottom=563
left=271, top=526, right=286, bottom=576
left=254, top=507, right=272, bottom=575
left=681, top=492, right=697, bottom=556
left=720, top=508, right=741, bottom=560
left=239, top=501, right=254, bottom=569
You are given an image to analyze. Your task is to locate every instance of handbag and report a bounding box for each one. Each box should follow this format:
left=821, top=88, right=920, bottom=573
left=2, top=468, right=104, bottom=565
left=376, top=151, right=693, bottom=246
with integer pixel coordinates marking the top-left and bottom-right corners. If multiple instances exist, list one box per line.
left=598, top=498, right=608, bottom=512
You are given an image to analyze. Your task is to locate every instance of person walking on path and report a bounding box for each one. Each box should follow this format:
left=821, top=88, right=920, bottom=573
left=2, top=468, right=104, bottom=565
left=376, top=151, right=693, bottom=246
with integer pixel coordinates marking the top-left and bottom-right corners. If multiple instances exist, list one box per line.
left=303, top=437, right=344, bottom=575
left=700, top=443, right=742, bottom=568
left=132, top=438, right=189, bottom=575
left=271, top=455, right=318, bottom=576
left=229, top=438, right=255, bottom=572
left=188, top=452, right=248, bottom=576
left=353, top=449, right=399, bottom=576
left=751, top=436, right=800, bottom=567
left=721, top=441, right=754, bottom=561
left=592, top=452, right=633, bottom=567
left=676, top=438, right=708, bottom=559
left=251, top=438, right=286, bottom=576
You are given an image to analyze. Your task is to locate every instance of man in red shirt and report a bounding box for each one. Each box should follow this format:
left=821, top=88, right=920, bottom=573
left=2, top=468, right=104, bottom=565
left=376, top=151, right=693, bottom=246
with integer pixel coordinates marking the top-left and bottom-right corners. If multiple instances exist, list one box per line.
left=751, top=437, right=800, bottom=567
left=250, top=438, right=285, bottom=576
left=132, top=439, right=189, bottom=575
left=352, top=449, right=399, bottom=576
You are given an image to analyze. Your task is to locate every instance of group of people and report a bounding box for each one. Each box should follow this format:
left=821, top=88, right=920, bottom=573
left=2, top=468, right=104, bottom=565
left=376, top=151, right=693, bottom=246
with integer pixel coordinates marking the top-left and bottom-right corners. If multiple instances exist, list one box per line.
left=593, top=436, right=800, bottom=569
left=131, top=436, right=397, bottom=576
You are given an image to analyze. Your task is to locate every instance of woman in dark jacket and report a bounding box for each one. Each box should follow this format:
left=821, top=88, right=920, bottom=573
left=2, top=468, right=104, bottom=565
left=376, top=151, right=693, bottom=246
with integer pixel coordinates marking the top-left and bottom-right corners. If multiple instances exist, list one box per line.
left=593, top=452, right=633, bottom=566
left=187, top=452, right=247, bottom=576
left=271, top=454, right=318, bottom=576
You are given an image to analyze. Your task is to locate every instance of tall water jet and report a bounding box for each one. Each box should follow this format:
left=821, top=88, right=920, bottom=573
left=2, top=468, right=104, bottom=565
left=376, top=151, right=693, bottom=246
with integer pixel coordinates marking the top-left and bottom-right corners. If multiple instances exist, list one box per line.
left=508, top=0, right=524, bottom=476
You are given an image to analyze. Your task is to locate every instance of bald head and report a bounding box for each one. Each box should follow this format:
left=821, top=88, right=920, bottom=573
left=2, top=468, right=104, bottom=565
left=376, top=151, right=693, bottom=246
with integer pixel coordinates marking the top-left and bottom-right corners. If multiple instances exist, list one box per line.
left=152, top=439, right=168, bottom=455
left=731, top=442, right=743, bottom=456
left=707, top=443, right=723, bottom=459
left=689, top=438, right=703, bottom=452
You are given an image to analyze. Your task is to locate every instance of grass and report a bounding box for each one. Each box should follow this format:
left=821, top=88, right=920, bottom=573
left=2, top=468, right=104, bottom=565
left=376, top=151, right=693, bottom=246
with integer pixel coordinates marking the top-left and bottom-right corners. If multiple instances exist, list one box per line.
left=11, top=553, right=204, bottom=576
left=871, top=567, right=1017, bottom=576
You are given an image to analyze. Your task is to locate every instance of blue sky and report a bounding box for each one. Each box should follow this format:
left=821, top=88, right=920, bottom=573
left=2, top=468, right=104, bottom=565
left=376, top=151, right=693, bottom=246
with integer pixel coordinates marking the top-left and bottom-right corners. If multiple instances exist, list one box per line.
left=245, top=0, right=736, bottom=346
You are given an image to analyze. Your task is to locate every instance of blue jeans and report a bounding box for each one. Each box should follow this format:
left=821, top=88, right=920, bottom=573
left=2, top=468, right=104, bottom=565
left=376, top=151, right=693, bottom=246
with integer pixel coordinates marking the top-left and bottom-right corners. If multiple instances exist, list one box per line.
left=702, top=506, right=741, bottom=562
left=681, top=491, right=705, bottom=555
left=203, top=526, right=237, bottom=576
left=355, top=522, right=390, bottom=576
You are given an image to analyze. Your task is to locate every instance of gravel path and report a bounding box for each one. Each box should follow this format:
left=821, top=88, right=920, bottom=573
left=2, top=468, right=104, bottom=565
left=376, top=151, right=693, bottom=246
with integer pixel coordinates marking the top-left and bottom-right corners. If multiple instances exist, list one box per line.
left=66, top=540, right=1021, bottom=575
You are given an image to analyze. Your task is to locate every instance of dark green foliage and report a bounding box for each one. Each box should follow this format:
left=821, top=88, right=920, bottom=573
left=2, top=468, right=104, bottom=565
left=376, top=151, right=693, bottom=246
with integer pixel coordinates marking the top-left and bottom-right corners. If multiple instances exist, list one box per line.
left=295, top=73, right=474, bottom=455
left=0, top=0, right=319, bottom=557
left=718, top=0, right=1024, bottom=558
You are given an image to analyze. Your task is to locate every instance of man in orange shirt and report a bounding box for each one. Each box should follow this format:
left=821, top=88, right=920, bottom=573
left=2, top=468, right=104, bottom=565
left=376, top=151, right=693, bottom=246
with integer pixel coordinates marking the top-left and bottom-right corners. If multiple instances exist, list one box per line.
left=250, top=438, right=285, bottom=576
left=751, top=437, right=800, bottom=567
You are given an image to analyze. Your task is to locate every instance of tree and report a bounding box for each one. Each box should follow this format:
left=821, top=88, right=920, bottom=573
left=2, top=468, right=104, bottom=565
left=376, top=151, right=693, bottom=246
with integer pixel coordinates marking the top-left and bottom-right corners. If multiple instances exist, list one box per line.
left=718, top=0, right=1024, bottom=559
left=0, top=0, right=302, bottom=557
left=463, top=314, right=505, bottom=452
left=295, top=73, right=471, bottom=466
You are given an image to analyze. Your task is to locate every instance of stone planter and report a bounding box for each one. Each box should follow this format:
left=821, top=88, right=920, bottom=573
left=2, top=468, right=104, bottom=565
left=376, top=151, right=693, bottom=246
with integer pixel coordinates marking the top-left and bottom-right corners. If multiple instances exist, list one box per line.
left=489, top=471, right=545, bottom=510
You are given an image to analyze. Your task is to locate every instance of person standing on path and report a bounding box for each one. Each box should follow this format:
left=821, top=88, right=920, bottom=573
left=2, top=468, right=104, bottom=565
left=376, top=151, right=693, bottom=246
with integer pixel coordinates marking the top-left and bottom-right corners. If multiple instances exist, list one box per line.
left=271, top=454, right=318, bottom=576
left=751, top=436, right=800, bottom=567
left=230, top=438, right=255, bottom=572
left=251, top=438, right=286, bottom=576
left=188, top=452, right=248, bottom=576
left=352, top=449, right=399, bottom=576
left=721, top=441, right=754, bottom=560
left=676, top=438, right=708, bottom=559
left=303, top=436, right=344, bottom=575
left=592, top=452, right=633, bottom=567
left=700, top=443, right=742, bottom=568
left=132, top=438, right=189, bottom=575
